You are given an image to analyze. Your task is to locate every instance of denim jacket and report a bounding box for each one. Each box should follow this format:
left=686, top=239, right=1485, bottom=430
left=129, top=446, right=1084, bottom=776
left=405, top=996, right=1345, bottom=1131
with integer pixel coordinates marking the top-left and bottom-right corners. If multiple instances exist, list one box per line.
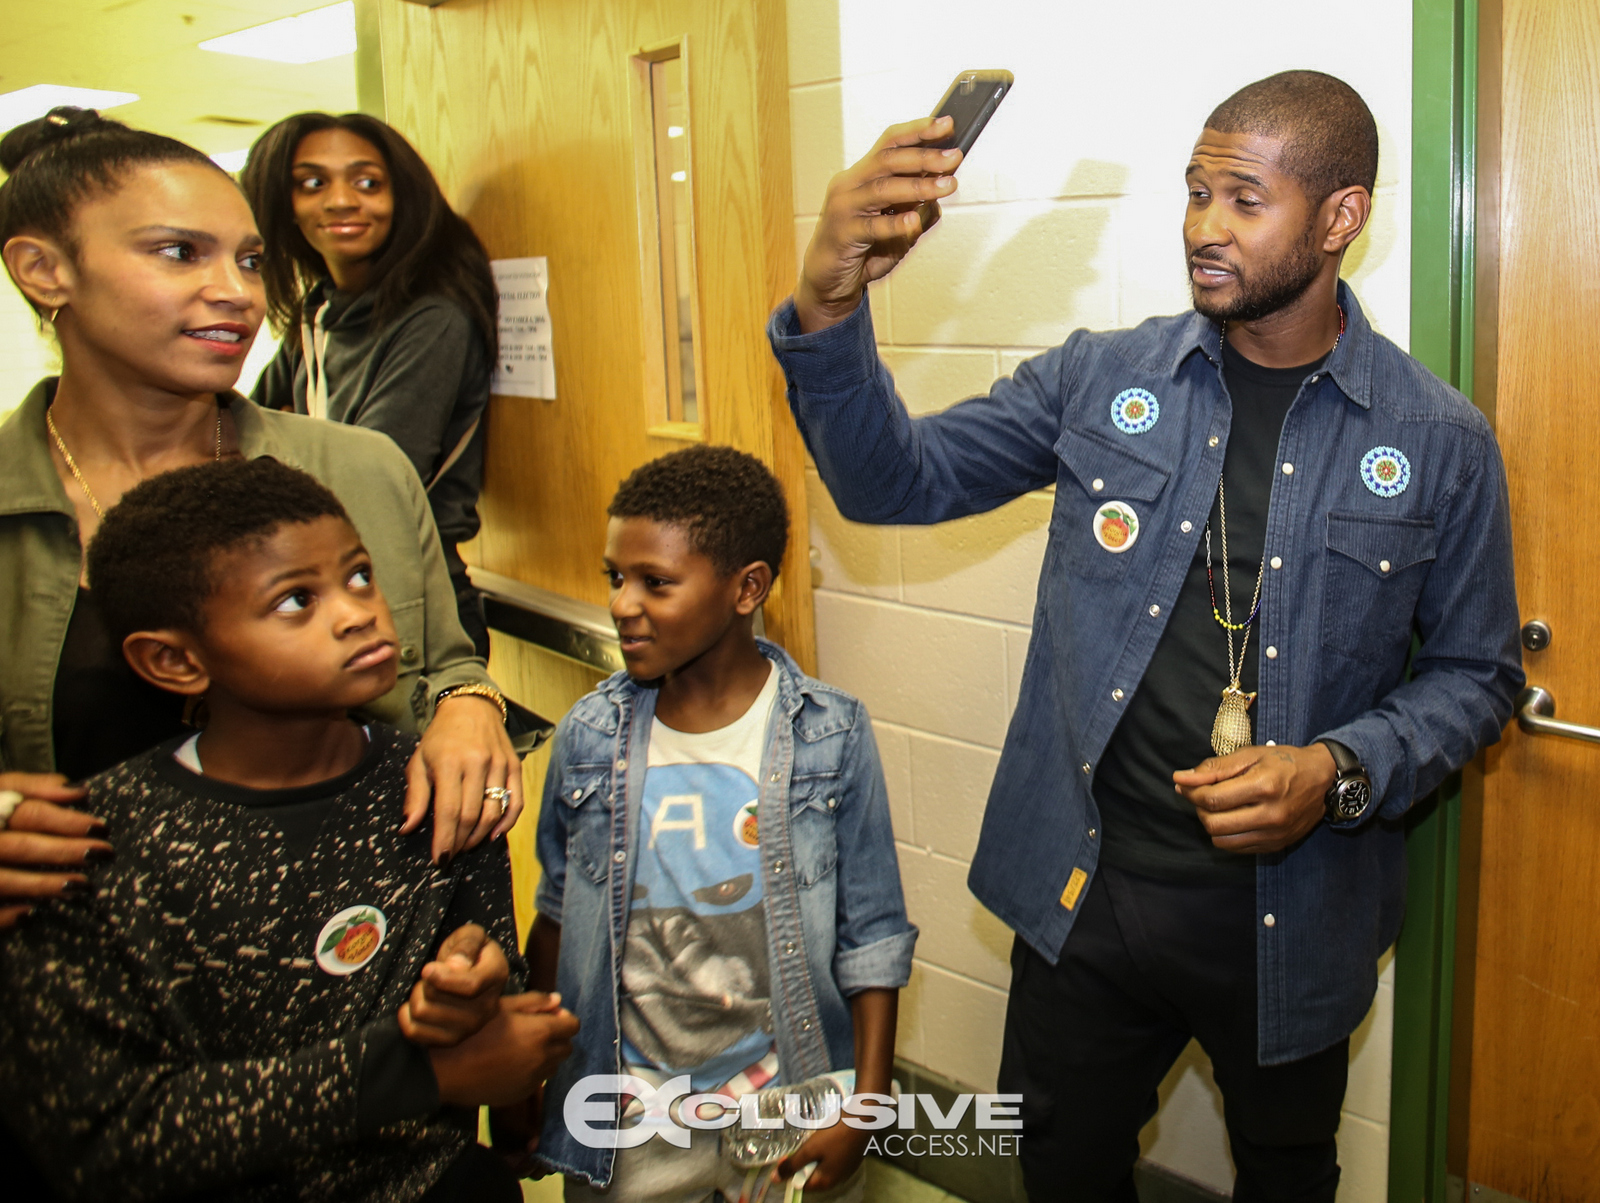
left=767, top=282, right=1522, bottom=1064
left=533, top=640, right=917, bottom=1184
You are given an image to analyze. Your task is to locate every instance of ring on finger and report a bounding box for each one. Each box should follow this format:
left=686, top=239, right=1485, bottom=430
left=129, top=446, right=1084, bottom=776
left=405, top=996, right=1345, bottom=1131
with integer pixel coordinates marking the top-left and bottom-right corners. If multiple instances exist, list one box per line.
left=0, top=790, right=22, bottom=832
left=483, top=786, right=511, bottom=816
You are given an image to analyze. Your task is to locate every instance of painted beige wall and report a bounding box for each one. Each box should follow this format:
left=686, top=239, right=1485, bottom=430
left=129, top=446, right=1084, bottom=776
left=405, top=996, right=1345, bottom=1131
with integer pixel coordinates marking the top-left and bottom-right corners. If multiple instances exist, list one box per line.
left=785, top=1, right=1411, bottom=1196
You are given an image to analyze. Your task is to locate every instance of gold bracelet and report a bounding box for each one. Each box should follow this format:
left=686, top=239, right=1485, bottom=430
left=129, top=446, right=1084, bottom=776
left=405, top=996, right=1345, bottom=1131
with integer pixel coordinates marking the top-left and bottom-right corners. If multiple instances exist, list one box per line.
left=434, top=683, right=508, bottom=724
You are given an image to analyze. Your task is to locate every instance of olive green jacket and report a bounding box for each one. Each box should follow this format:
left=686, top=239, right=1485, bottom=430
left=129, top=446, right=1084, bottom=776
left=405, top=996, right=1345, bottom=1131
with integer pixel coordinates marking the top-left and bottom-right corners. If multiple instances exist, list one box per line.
left=0, top=380, right=497, bottom=774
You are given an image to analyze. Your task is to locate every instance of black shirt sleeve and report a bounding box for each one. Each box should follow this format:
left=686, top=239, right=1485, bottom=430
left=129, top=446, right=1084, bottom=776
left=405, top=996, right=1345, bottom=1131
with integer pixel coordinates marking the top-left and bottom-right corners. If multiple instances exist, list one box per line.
left=0, top=894, right=369, bottom=1200
left=356, top=1015, right=441, bottom=1134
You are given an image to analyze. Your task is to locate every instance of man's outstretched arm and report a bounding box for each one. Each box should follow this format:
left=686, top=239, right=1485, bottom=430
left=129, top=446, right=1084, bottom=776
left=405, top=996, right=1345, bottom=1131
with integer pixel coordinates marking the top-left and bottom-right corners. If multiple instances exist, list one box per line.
left=772, top=118, right=1067, bottom=527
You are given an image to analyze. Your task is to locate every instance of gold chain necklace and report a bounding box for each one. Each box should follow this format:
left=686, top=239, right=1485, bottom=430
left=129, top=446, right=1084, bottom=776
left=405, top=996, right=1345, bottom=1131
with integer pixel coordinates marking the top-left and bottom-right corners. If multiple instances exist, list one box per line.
left=1206, top=308, right=1345, bottom=756
left=47, top=403, right=223, bottom=520
left=1207, top=474, right=1268, bottom=755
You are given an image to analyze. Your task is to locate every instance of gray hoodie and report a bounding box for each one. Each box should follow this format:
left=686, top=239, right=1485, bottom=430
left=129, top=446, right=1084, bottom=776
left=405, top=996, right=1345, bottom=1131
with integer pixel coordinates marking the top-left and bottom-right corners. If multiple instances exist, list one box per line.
left=252, top=281, right=490, bottom=579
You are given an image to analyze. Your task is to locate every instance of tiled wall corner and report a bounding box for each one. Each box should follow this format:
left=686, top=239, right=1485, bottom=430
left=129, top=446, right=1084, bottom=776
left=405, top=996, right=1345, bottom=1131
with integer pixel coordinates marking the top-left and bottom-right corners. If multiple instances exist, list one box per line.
left=788, top=5, right=1411, bottom=1197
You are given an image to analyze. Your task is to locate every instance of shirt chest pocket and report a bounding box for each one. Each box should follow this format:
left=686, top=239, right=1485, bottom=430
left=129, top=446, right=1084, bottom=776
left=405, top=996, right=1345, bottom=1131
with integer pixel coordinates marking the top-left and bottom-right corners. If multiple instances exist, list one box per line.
left=787, top=775, right=840, bottom=888
left=1053, top=428, right=1171, bottom=581
left=558, top=768, right=616, bottom=886
left=1321, top=514, right=1438, bottom=660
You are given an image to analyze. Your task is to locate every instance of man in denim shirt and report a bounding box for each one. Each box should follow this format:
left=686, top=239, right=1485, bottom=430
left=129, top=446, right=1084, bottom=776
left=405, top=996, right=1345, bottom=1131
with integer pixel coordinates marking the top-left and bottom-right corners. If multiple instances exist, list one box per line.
left=767, top=72, right=1521, bottom=1201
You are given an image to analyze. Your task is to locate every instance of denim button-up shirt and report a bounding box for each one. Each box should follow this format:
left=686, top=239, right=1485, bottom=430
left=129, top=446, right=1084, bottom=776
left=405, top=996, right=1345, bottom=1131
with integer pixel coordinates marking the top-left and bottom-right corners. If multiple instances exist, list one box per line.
left=767, top=282, right=1521, bottom=1064
left=534, top=641, right=917, bottom=1184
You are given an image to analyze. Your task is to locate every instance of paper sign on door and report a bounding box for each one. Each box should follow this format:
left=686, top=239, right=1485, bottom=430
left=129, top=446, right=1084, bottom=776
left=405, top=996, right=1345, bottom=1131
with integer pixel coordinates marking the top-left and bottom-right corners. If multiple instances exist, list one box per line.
left=491, top=257, right=556, bottom=399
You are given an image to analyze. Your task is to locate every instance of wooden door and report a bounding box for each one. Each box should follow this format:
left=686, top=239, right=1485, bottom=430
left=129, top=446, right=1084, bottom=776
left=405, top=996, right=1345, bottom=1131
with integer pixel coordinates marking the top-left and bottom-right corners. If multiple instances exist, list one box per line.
left=370, top=0, right=811, bottom=661
left=1459, top=0, right=1600, bottom=1196
left=369, top=0, right=809, bottom=938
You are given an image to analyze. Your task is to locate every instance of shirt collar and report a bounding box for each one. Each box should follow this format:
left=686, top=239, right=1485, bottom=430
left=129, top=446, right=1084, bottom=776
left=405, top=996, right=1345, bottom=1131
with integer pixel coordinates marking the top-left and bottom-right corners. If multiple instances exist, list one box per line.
left=1165, top=279, right=1376, bottom=411
left=0, top=380, right=73, bottom=518
left=599, top=638, right=814, bottom=718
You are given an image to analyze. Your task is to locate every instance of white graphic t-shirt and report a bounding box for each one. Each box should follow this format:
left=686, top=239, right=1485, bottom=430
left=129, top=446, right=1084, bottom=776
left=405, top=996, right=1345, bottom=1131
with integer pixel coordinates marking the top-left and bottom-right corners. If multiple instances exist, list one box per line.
left=620, top=664, right=782, bottom=1094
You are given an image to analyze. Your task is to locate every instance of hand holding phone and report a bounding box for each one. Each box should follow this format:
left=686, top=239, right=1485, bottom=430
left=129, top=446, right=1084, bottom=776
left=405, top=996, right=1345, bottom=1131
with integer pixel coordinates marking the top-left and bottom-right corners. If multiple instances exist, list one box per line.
left=793, top=71, right=1014, bottom=334
left=906, top=70, right=1014, bottom=228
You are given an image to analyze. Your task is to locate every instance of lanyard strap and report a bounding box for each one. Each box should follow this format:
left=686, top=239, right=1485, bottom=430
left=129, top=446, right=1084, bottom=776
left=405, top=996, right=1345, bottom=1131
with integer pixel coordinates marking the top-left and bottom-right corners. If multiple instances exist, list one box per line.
left=301, top=299, right=332, bottom=421
left=302, top=296, right=482, bottom=495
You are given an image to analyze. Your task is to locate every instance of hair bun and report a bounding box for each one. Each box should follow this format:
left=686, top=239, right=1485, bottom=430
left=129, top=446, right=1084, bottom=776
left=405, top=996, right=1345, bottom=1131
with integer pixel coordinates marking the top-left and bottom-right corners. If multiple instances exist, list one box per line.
left=0, top=106, right=120, bottom=174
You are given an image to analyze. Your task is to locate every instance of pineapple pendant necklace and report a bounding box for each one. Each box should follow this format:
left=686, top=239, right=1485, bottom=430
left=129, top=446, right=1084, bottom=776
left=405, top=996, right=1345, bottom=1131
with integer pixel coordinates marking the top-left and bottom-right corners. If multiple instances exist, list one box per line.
left=1204, top=475, right=1266, bottom=755
left=1205, top=307, right=1345, bottom=755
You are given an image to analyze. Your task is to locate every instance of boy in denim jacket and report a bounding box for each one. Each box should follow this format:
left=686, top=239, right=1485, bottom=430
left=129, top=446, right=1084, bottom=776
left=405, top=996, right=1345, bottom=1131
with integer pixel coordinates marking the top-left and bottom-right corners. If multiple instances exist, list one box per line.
left=528, top=446, right=916, bottom=1200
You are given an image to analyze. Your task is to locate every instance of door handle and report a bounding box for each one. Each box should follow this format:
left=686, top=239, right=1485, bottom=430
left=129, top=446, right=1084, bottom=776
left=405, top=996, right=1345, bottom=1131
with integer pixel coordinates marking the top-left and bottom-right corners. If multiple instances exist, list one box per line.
left=1516, top=686, right=1600, bottom=746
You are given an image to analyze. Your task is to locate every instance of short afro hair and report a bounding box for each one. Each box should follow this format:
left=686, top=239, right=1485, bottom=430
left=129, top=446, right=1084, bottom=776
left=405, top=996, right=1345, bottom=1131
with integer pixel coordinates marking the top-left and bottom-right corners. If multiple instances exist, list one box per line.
left=607, top=445, right=789, bottom=577
left=1205, top=71, right=1379, bottom=203
left=86, top=458, right=350, bottom=647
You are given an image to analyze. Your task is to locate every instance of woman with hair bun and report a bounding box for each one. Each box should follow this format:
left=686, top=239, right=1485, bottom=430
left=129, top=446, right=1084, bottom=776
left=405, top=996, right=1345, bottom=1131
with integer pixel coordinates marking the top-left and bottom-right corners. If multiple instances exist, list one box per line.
left=0, top=107, right=524, bottom=923
left=243, top=113, right=497, bottom=657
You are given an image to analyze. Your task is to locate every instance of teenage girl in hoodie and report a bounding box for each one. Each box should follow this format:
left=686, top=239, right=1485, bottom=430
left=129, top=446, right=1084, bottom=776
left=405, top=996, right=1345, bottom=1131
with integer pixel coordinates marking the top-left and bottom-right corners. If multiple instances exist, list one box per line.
left=244, top=114, right=498, bottom=656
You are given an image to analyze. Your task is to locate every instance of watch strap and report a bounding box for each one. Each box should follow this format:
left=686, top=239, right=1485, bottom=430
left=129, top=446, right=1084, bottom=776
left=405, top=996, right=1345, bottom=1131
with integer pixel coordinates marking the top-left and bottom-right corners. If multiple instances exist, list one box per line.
left=1320, top=738, right=1362, bottom=776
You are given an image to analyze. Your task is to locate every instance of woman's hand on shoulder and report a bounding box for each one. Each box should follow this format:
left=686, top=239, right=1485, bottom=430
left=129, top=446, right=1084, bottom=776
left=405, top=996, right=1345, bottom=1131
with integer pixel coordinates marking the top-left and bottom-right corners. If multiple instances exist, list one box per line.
left=0, top=773, right=110, bottom=929
left=402, top=695, right=524, bottom=863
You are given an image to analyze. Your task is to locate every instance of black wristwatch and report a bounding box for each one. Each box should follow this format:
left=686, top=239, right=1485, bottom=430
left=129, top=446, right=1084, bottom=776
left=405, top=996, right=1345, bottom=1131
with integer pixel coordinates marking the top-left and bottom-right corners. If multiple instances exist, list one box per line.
left=1319, top=739, right=1373, bottom=824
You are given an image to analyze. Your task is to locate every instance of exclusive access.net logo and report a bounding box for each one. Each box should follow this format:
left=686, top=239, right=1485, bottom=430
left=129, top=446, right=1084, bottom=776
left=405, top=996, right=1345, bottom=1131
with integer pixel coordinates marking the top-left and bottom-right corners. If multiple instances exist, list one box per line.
left=565, top=1074, right=1025, bottom=1158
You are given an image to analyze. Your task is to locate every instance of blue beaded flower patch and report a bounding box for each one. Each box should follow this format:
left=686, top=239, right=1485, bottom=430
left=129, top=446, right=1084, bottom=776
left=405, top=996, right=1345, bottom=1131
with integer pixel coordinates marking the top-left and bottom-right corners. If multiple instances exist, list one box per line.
left=1360, top=446, right=1411, bottom=498
left=1111, top=388, right=1160, bottom=435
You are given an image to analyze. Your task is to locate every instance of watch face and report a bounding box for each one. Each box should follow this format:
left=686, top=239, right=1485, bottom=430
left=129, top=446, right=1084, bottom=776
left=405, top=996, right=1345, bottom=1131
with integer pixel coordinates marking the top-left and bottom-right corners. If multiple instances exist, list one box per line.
left=1333, top=779, right=1372, bottom=821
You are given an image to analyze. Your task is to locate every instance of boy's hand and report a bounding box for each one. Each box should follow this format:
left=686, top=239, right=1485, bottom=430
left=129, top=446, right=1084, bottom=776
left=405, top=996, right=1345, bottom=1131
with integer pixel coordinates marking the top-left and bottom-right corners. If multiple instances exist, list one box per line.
left=403, top=694, right=524, bottom=864
left=398, top=923, right=512, bottom=1047
left=0, top=774, right=111, bottom=930
left=429, top=992, right=579, bottom=1107
left=777, top=1122, right=869, bottom=1192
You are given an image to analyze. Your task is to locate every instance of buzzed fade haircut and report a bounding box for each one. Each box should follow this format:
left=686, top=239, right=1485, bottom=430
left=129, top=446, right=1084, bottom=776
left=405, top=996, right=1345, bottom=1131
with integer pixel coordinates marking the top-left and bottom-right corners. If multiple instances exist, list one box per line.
left=86, top=458, right=351, bottom=647
left=1205, top=70, right=1379, bottom=203
left=608, top=445, right=790, bottom=578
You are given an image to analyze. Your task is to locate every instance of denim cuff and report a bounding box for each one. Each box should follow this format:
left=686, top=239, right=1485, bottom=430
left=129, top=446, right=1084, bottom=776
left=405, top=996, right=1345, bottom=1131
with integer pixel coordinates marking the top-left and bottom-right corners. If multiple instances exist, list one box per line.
left=766, top=296, right=881, bottom=394
left=834, top=926, right=918, bottom=995
left=534, top=877, right=564, bottom=926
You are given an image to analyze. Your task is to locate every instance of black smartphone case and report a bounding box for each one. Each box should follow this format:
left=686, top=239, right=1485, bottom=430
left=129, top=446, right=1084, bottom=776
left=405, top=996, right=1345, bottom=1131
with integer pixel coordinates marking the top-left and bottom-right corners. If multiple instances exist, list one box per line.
left=929, top=70, right=1014, bottom=156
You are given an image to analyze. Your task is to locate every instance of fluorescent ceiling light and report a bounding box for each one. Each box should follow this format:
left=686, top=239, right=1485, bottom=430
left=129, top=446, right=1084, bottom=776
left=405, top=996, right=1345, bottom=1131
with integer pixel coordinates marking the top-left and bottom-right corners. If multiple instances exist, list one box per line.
left=667, top=126, right=684, bottom=138
left=211, top=149, right=250, bottom=173
left=0, top=85, right=138, bottom=133
left=670, top=171, right=687, bottom=182
left=199, top=2, right=356, bottom=65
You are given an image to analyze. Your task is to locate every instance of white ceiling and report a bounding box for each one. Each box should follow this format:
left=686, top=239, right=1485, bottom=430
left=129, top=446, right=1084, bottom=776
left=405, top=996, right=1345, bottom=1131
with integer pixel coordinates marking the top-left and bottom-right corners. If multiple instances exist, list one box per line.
left=1, top=0, right=357, bottom=159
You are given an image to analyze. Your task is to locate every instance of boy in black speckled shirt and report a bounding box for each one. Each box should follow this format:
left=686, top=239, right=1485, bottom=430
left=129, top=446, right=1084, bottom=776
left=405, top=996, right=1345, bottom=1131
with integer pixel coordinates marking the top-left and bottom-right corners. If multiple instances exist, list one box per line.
left=0, top=459, right=577, bottom=1202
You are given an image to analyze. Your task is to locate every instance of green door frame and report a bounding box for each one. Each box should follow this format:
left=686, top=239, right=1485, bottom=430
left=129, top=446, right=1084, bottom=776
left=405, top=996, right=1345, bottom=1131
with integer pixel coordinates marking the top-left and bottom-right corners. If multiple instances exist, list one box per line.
left=1391, top=0, right=1479, bottom=1198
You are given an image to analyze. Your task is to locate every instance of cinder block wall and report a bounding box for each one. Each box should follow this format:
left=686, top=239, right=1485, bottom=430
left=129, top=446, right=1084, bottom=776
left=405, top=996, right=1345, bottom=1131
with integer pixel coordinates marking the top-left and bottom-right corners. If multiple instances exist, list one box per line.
left=0, top=284, right=55, bottom=421
left=785, top=2, right=1411, bottom=1196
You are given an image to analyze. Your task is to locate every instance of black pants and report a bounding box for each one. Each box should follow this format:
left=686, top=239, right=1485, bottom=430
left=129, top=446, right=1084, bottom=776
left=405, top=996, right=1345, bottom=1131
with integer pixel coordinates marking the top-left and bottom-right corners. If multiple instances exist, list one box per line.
left=420, top=1142, right=523, bottom=1203
left=998, top=863, right=1348, bottom=1203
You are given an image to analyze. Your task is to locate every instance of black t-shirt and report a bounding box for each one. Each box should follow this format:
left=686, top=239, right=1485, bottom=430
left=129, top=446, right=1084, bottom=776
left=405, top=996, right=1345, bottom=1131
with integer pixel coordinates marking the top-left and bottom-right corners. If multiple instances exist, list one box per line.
left=1093, top=338, right=1325, bottom=884
left=52, top=588, right=188, bottom=783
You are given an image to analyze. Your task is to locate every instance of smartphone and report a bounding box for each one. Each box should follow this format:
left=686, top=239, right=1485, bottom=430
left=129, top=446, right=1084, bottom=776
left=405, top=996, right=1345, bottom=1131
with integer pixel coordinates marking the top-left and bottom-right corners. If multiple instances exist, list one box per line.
left=929, top=70, right=1014, bottom=156
left=902, top=70, right=1013, bottom=225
